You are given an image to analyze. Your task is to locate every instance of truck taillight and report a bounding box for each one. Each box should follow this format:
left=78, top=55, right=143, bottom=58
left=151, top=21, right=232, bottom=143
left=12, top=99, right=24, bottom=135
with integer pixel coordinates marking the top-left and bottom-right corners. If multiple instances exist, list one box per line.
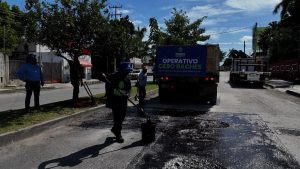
left=160, top=76, right=171, bottom=81
left=204, top=77, right=215, bottom=81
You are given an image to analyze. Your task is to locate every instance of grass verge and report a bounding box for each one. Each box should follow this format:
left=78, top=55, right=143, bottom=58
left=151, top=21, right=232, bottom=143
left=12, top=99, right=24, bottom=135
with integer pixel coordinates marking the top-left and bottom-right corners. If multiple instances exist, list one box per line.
left=0, top=83, right=158, bottom=134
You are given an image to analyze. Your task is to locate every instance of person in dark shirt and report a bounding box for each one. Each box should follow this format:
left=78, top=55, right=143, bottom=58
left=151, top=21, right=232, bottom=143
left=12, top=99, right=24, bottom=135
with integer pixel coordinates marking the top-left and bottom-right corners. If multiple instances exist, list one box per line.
left=101, top=62, right=132, bottom=143
left=16, top=54, right=44, bottom=111
left=68, top=59, right=83, bottom=107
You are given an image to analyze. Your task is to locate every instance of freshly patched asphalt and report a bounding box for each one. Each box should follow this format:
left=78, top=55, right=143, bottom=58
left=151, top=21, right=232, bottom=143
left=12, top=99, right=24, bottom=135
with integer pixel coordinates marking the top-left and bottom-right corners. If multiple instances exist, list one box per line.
left=129, top=111, right=300, bottom=169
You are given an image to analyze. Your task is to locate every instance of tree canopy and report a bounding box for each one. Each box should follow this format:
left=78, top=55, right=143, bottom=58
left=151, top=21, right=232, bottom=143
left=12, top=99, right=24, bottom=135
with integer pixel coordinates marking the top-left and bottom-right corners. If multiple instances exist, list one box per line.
left=147, top=8, right=209, bottom=61
left=25, top=0, right=108, bottom=61
left=148, top=9, right=209, bottom=46
left=258, top=0, right=300, bottom=63
left=0, top=2, right=25, bottom=55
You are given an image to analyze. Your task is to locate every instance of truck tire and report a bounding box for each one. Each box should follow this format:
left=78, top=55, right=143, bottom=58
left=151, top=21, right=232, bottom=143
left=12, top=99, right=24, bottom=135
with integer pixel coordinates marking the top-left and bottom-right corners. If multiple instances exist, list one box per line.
left=205, top=85, right=217, bottom=105
left=209, top=92, right=217, bottom=105
left=159, top=87, right=167, bottom=101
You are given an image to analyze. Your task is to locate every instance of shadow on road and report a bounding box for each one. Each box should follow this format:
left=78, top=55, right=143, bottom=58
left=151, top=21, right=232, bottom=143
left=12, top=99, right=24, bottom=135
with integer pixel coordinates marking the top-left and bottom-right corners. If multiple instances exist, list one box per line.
left=38, top=137, right=146, bottom=169
left=38, top=137, right=115, bottom=169
left=228, top=81, right=265, bottom=89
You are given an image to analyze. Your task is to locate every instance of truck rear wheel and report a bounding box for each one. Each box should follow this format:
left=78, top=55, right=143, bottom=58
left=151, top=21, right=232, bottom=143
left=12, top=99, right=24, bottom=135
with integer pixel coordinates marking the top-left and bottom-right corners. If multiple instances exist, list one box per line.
left=159, top=87, right=167, bottom=101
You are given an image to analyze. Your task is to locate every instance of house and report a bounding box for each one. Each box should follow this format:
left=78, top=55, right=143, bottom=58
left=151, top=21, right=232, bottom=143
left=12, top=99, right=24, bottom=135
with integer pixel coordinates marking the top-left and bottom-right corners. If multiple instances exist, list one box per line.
left=10, top=42, right=93, bottom=84
left=252, top=23, right=269, bottom=71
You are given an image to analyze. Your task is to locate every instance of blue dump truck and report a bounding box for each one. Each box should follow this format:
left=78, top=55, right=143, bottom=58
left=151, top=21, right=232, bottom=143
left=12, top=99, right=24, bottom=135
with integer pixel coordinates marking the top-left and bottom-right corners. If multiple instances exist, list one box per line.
left=154, top=44, right=220, bottom=104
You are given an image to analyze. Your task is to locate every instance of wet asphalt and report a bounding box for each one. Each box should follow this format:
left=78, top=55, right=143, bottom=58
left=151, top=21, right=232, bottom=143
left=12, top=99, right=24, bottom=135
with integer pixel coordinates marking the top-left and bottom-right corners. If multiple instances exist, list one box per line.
left=128, top=111, right=300, bottom=169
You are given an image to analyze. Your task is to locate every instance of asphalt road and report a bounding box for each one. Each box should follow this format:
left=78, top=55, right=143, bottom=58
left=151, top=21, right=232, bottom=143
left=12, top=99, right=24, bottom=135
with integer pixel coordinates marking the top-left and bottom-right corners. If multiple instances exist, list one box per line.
left=0, top=83, right=106, bottom=112
left=1, top=72, right=300, bottom=169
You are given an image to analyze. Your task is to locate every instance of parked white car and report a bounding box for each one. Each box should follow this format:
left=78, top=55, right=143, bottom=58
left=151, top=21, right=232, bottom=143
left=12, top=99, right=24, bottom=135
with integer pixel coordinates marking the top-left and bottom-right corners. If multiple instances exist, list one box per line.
left=129, top=69, right=141, bottom=80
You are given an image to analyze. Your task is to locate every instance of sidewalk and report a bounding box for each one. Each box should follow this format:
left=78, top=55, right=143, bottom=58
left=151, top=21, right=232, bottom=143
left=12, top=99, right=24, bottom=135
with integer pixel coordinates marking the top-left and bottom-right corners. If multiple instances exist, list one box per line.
left=0, top=79, right=100, bottom=94
left=264, top=79, right=300, bottom=98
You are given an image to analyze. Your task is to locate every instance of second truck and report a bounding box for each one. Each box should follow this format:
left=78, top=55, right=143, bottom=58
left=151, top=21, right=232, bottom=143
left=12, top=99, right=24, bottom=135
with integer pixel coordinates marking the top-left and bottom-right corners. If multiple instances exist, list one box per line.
left=154, top=44, right=220, bottom=104
left=229, top=58, right=271, bottom=86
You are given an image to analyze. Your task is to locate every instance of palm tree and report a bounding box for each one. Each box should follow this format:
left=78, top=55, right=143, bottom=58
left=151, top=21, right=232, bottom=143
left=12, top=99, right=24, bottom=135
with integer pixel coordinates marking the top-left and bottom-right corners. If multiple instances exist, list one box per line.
left=274, top=0, right=300, bottom=25
left=273, top=0, right=293, bottom=19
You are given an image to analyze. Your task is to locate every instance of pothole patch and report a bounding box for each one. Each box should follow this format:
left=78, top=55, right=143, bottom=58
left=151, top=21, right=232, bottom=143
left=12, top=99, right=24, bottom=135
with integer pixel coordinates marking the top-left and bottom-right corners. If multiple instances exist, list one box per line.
left=162, top=155, right=226, bottom=169
left=157, top=111, right=206, bottom=117
left=277, top=128, right=300, bottom=136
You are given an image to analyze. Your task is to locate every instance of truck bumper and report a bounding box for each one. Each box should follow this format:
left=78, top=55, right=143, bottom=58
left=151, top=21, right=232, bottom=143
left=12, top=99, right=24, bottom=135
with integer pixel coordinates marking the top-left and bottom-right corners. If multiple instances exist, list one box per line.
left=159, top=83, right=218, bottom=103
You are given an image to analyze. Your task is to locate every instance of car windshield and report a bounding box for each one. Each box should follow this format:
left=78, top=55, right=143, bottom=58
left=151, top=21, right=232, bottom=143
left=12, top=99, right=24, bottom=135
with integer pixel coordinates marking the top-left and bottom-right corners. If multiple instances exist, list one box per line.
left=1, top=0, right=300, bottom=169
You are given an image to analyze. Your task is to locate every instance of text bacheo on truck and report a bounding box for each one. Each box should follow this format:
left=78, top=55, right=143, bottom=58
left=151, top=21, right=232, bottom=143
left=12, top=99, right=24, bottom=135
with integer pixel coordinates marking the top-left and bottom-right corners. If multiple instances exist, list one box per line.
left=154, top=44, right=220, bottom=104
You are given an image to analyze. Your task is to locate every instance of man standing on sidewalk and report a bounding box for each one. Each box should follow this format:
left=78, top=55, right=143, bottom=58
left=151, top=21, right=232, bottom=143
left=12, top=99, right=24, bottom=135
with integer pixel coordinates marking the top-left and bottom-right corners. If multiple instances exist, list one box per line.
left=138, top=66, right=147, bottom=105
left=16, top=54, right=44, bottom=111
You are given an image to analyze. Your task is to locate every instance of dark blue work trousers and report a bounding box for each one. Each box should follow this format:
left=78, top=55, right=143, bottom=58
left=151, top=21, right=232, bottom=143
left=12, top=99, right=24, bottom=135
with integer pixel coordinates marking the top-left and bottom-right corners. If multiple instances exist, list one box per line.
left=25, top=81, right=41, bottom=109
left=111, top=96, right=128, bottom=135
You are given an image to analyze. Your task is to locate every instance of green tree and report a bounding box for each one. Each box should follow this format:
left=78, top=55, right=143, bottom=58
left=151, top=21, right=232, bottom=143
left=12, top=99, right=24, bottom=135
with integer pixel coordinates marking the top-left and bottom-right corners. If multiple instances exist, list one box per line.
left=25, top=0, right=108, bottom=102
left=258, top=14, right=299, bottom=62
left=228, top=49, right=248, bottom=58
left=271, top=0, right=300, bottom=61
left=0, top=2, right=25, bottom=55
left=148, top=8, right=209, bottom=46
left=219, top=50, right=226, bottom=63
left=147, top=9, right=209, bottom=62
left=92, top=15, right=147, bottom=73
left=163, top=9, right=209, bottom=45
left=147, top=17, right=163, bottom=62
left=274, top=0, right=300, bottom=26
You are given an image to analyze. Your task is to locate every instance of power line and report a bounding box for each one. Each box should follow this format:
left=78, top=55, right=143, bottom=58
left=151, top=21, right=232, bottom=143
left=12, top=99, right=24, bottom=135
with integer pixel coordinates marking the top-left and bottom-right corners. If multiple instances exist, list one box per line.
left=208, top=26, right=252, bottom=36
left=109, top=5, right=122, bottom=20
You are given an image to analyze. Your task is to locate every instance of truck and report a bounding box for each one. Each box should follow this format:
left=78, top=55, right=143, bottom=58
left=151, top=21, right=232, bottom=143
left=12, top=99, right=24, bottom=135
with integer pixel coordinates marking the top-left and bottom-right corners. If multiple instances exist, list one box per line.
left=154, top=44, right=220, bottom=104
left=229, top=58, right=271, bottom=86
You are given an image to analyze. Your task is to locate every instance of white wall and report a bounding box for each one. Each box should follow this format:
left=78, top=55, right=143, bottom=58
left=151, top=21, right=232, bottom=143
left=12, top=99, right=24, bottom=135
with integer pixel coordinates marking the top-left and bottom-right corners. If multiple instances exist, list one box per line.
left=0, top=53, right=5, bottom=86
left=0, top=53, right=9, bottom=86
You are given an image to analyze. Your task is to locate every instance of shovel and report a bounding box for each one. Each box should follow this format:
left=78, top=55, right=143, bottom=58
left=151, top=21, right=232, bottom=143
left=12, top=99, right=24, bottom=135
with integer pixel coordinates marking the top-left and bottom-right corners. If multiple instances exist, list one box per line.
left=100, top=73, right=156, bottom=143
left=83, top=81, right=96, bottom=105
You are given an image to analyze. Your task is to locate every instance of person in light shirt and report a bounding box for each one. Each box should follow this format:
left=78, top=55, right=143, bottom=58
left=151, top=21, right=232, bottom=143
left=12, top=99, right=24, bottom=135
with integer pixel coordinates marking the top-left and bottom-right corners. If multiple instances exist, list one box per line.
left=138, top=66, right=147, bottom=105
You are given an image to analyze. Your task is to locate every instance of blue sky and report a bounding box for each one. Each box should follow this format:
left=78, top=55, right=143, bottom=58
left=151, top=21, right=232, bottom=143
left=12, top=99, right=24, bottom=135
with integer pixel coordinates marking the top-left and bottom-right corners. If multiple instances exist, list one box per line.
left=7, top=0, right=281, bottom=56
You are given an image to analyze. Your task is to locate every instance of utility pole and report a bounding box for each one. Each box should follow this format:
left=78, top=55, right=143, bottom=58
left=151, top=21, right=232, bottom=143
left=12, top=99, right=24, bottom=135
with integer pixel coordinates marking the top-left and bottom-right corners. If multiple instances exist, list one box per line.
left=109, top=5, right=122, bottom=72
left=109, top=5, right=122, bottom=20
left=243, top=41, right=246, bottom=54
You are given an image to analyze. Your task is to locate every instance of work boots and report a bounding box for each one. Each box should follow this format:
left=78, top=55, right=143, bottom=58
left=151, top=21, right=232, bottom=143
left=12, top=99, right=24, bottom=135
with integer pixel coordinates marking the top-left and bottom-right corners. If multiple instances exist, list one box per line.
left=111, top=128, right=124, bottom=143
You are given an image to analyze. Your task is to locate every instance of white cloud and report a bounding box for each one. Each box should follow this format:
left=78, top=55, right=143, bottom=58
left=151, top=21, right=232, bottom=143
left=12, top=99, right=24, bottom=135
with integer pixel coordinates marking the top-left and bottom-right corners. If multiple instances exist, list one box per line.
left=119, top=9, right=132, bottom=15
left=225, top=0, right=281, bottom=11
left=132, top=20, right=143, bottom=26
left=187, top=5, right=242, bottom=20
left=219, top=42, right=234, bottom=45
left=206, top=27, right=251, bottom=38
left=203, top=18, right=228, bottom=26
left=204, top=30, right=220, bottom=40
left=240, top=35, right=252, bottom=42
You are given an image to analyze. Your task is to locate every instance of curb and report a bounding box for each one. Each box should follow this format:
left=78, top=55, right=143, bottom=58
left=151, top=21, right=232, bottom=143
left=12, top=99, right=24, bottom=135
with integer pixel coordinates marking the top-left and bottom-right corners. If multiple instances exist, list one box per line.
left=0, top=105, right=106, bottom=147
left=0, top=81, right=101, bottom=94
left=0, top=86, right=56, bottom=94
left=0, top=88, right=158, bottom=147
left=286, top=90, right=300, bottom=98
left=264, top=83, right=291, bottom=89
left=264, top=83, right=275, bottom=89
